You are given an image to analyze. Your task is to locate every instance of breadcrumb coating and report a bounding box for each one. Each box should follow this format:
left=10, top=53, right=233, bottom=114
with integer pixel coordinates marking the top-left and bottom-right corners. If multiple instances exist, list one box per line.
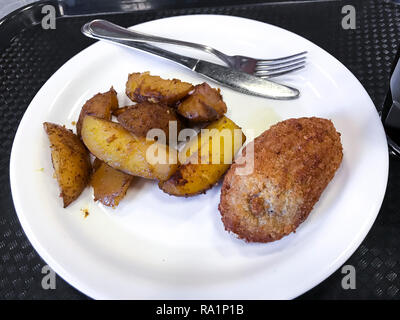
left=219, top=117, right=343, bottom=243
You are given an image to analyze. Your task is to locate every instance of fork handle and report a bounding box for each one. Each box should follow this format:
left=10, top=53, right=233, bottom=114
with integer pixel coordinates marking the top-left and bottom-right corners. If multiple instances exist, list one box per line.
left=85, top=19, right=232, bottom=66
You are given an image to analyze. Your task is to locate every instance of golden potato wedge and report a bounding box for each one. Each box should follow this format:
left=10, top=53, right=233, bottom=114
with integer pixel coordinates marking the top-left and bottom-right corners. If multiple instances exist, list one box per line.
left=159, top=116, right=245, bottom=196
left=177, top=82, right=227, bottom=123
left=126, top=72, right=193, bottom=105
left=81, top=115, right=178, bottom=180
left=91, top=158, right=134, bottom=207
left=44, top=122, right=91, bottom=207
left=76, top=87, right=118, bottom=138
left=117, top=102, right=183, bottom=141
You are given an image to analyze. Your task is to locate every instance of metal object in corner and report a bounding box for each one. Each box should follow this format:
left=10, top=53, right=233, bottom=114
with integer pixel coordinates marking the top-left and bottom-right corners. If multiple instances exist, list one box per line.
left=382, top=49, right=400, bottom=158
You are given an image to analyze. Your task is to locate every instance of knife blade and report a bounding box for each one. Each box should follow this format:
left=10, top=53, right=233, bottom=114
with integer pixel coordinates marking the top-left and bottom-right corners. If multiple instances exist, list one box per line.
left=82, top=21, right=300, bottom=100
left=193, top=60, right=299, bottom=100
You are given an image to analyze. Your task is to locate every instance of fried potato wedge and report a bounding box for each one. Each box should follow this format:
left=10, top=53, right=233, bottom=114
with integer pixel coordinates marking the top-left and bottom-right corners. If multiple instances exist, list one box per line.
left=112, top=106, right=130, bottom=117
left=117, top=102, right=183, bottom=141
left=177, top=82, right=227, bottom=123
left=159, top=116, right=245, bottom=196
left=81, top=116, right=178, bottom=180
left=44, top=122, right=91, bottom=207
left=76, top=87, right=118, bottom=138
left=126, top=72, right=193, bottom=105
left=91, top=158, right=134, bottom=207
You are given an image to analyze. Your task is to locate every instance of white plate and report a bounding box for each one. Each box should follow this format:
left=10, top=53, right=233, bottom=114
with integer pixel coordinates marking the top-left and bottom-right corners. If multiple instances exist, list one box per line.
left=10, top=15, right=388, bottom=299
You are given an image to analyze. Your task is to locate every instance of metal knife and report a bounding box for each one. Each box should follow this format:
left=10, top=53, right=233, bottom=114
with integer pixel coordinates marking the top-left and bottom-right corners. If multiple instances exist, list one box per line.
left=81, top=20, right=300, bottom=100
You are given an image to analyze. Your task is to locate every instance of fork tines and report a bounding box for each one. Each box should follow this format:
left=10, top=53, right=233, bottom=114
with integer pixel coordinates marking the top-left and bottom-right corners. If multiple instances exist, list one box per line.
left=254, top=51, right=307, bottom=78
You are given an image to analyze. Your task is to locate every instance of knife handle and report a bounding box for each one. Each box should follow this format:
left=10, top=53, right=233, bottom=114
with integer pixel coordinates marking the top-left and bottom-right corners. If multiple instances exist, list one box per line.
left=82, top=20, right=198, bottom=70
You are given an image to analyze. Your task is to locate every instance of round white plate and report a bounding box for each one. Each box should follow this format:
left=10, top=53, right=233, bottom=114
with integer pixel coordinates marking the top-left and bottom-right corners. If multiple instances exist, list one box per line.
left=10, top=15, right=388, bottom=299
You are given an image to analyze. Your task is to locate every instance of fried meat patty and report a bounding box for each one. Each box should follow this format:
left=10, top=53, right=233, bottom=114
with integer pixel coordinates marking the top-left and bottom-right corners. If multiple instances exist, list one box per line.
left=219, top=117, right=343, bottom=243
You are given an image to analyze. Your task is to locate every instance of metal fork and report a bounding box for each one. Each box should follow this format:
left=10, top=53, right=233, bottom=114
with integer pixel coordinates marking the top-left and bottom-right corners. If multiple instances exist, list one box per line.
left=84, top=19, right=307, bottom=78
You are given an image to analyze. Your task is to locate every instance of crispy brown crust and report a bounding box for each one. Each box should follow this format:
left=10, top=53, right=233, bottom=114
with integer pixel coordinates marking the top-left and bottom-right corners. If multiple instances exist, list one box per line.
left=177, top=82, right=227, bottom=123
left=76, top=87, right=118, bottom=138
left=219, top=117, right=343, bottom=243
left=117, top=102, right=182, bottom=141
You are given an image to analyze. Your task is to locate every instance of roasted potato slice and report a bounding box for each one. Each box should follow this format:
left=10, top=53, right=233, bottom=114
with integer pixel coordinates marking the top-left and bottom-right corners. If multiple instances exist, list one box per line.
left=126, top=72, right=193, bottom=105
left=159, top=116, right=245, bottom=196
left=117, top=102, right=183, bottom=141
left=81, top=115, right=178, bottom=180
left=75, top=87, right=132, bottom=206
left=76, top=87, right=118, bottom=137
left=112, top=106, right=130, bottom=117
left=91, top=158, right=134, bottom=207
left=44, top=122, right=91, bottom=207
left=177, top=82, right=227, bottom=123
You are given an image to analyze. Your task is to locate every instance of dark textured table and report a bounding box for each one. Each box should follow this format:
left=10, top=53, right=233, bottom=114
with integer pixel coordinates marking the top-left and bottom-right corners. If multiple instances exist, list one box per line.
left=0, top=0, right=399, bottom=299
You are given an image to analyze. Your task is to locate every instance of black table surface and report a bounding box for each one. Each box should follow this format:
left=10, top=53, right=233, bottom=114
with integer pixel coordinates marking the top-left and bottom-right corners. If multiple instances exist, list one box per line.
left=0, top=0, right=399, bottom=299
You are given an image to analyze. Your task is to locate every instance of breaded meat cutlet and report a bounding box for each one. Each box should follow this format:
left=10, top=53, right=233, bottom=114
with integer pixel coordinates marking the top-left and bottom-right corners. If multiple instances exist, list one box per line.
left=219, top=117, right=343, bottom=243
